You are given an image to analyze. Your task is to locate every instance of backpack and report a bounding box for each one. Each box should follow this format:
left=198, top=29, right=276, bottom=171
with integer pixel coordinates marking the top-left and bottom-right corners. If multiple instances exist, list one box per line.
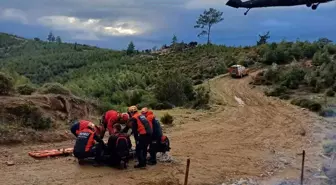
left=158, top=135, right=171, bottom=153
left=152, top=119, right=163, bottom=139
left=138, top=115, right=153, bottom=135
left=115, top=134, right=130, bottom=159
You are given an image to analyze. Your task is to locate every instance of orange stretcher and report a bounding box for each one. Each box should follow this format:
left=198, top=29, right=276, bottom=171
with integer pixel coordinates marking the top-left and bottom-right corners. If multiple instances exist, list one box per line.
left=28, top=147, right=73, bottom=158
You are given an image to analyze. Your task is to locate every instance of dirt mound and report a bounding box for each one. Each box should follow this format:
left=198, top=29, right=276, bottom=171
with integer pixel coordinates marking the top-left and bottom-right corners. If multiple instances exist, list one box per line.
left=0, top=94, right=99, bottom=144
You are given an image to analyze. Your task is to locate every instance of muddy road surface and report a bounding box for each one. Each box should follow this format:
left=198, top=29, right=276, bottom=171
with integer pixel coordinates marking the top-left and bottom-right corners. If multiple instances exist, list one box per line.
left=0, top=73, right=328, bottom=185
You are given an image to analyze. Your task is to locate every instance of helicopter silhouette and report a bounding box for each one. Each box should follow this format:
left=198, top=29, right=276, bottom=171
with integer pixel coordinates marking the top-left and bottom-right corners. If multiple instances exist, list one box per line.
left=226, top=0, right=335, bottom=15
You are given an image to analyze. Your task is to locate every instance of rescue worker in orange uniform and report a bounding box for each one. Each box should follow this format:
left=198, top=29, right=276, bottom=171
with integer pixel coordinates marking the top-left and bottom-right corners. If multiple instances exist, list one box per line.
left=73, top=122, right=105, bottom=166
left=127, top=106, right=152, bottom=168
left=70, top=119, right=104, bottom=138
left=101, top=110, right=130, bottom=136
left=70, top=120, right=93, bottom=137
left=141, top=107, right=163, bottom=165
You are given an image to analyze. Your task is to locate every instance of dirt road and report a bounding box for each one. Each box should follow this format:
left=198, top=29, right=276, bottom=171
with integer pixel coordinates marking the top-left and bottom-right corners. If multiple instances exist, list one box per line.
left=0, top=74, right=328, bottom=185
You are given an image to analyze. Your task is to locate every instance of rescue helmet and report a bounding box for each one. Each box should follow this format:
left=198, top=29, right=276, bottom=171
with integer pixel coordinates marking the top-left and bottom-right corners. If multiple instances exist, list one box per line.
left=121, top=112, right=130, bottom=122
left=128, top=105, right=138, bottom=113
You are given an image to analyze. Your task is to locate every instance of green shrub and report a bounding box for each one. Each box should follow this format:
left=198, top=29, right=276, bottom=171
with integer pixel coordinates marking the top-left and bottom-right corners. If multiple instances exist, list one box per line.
left=312, top=80, right=324, bottom=93
left=325, top=88, right=335, bottom=97
left=313, top=51, right=331, bottom=66
left=262, top=50, right=277, bottom=65
left=16, top=84, right=37, bottom=95
left=280, top=67, right=306, bottom=89
left=290, top=98, right=322, bottom=112
left=312, top=52, right=322, bottom=66
left=160, top=113, right=174, bottom=125
left=192, top=85, right=210, bottom=109
left=153, top=102, right=174, bottom=110
left=333, top=84, right=336, bottom=92
left=194, top=80, right=203, bottom=85
left=263, top=68, right=280, bottom=84
left=279, top=94, right=291, bottom=100
left=326, top=44, right=336, bottom=54
left=265, top=86, right=287, bottom=97
left=154, top=71, right=194, bottom=106
left=137, top=94, right=160, bottom=109
left=323, top=140, right=336, bottom=156
left=39, top=83, right=71, bottom=95
left=302, top=42, right=319, bottom=58
left=274, top=44, right=291, bottom=64
left=123, top=89, right=146, bottom=106
left=320, top=52, right=332, bottom=64
left=32, top=117, right=52, bottom=130
left=0, top=72, right=14, bottom=95
left=6, top=104, right=52, bottom=130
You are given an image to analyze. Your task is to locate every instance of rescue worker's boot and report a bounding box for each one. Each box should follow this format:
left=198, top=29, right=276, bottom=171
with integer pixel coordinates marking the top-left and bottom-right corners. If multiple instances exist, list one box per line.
left=78, top=159, right=85, bottom=165
left=147, top=160, right=157, bottom=165
left=134, top=163, right=146, bottom=169
left=147, top=152, right=157, bottom=165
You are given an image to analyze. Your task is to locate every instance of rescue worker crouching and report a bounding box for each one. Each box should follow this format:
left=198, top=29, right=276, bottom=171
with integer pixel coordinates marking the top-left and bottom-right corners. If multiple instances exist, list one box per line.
left=106, top=123, right=132, bottom=169
left=141, top=107, right=163, bottom=165
left=70, top=119, right=92, bottom=137
left=70, top=119, right=104, bottom=138
left=100, top=110, right=130, bottom=137
left=73, top=122, right=106, bottom=166
left=127, top=106, right=152, bottom=168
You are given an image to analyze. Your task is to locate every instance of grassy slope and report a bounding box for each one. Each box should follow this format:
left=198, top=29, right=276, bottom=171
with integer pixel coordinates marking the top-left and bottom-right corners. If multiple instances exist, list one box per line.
left=1, top=32, right=335, bottom=114
left=0, top=33, right=258, bottom=110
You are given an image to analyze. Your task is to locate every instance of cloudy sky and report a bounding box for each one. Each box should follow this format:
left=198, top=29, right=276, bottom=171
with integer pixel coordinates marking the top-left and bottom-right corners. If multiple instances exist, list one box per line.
left=0, top=0, right=335, bottom=50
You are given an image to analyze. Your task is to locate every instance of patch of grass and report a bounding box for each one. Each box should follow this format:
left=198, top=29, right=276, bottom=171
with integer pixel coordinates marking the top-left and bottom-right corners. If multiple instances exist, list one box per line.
left=326, top=88, right=335, bottom=97
left=291, top=98, right=322, bottom=112
left=265, top=85, right=287, bottom=97
left=192, top=85, right=210, bottom=109
left=153, top=102, right=174, bottom=110
left=0, top=72, right=14, bottom=95
left=160, top=113, right=174, bottom=125
left=6, top=104, right=52, bottom=130
left=16, top=84, right=37, bottom=95
left=279, top=94, right=291, bottom=100
left=323, top=140, right=336, bottom=156
left=38, top=83, right=71, bottom=95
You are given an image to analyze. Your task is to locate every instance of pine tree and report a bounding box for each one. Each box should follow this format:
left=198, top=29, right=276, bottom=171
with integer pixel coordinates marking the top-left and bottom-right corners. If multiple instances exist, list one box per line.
left=172, top=35, right=177, bottom=46
left=56, top=36, right=62, bottom=44
left=126, top=41, right=135, bottom=55
left=257, top=31, right=270, bottom=45
left=194, top=8, right=224, bottom=45
left=47, top=31, right=54, bottom=42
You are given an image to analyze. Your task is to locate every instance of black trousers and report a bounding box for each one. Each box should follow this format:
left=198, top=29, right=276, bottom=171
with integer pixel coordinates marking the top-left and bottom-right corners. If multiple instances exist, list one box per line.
left=135, top=134, right=151, bottom=166
left=149, top=138, right=160, bottom=163
left=74, top=143, right=103, bottom=162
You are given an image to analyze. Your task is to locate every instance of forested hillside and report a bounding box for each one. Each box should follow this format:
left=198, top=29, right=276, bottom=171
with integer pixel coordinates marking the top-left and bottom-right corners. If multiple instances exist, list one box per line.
left=1, top=32, right=335, bottom=114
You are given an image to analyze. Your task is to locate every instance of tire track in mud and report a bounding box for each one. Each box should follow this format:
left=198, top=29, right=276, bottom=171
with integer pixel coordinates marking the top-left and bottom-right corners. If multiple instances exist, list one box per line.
left=0, top=73, right=325, bottom=185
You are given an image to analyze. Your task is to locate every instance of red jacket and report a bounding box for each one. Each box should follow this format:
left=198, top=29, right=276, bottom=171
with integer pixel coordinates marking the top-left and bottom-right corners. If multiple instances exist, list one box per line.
left=103, top=110, right=120, bottom=135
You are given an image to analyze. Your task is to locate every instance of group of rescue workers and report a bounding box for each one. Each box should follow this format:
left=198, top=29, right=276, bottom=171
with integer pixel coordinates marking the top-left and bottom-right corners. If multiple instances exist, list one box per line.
left=70, top=105, right=170, bottom=169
